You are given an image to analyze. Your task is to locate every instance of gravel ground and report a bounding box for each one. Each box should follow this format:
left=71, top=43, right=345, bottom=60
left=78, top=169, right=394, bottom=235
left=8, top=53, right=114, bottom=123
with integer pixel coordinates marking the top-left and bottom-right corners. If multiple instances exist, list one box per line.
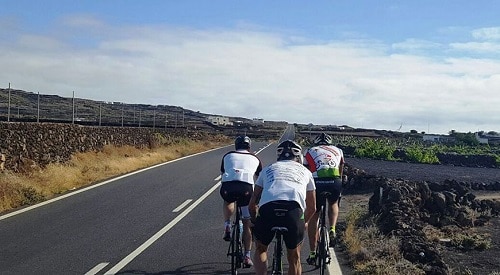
left=341, top=157, right=500, bottom=275
left=345, top=157, right=499, bottom=185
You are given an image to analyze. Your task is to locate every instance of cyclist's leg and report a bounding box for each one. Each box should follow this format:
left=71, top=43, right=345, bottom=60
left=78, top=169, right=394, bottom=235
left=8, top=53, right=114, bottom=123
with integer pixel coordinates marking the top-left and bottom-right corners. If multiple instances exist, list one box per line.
left=329, top=201, right=339, bottom=230
left=286, top=246, right=302, bottom=275
left=220, top=182, right=237, bottom=240
left=253, top=240, right=268, bottom=275
left=327, top=179, right=342, bottom=240
left=241, top=208, right=252, bottom=249
left=328, top=201, right=339, bottom=245
left=223, top=200, right=235, bottom=223
left=221, top=182, right=238, bottom=221
left=252, top=202, right=275, bottom=275
left=238, top=183, right=254, bottom=258
left=307, top=183, right=326, bottom=263
left=283, top=203, right=305, bottom=275
left=307, top=211, right=319, bottom=251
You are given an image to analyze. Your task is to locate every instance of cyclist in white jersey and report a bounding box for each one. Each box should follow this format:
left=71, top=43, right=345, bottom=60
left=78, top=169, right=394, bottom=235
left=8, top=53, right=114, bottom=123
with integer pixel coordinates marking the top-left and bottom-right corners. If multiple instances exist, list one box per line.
left=303, top=133, right=345, bottom=265
left=220, top=135, right=263, bottom=267
left=249, top=140, right=316, bottom=275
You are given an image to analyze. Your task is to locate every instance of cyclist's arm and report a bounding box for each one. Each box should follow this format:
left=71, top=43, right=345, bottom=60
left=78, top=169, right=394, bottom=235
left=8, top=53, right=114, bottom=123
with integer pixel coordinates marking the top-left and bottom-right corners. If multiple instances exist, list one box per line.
left=339, top=149, right=345, bottom=177
left=254, top=160, right=263, bottom=181
left=340, top=154, right=346, bottom=186
left=249, top=185, right=263, bottom=221
left=302, top=151, right=311, bottom=169
left=304, top=190, right=316, bottom=224
left=220, top=158, right=225, bottom=174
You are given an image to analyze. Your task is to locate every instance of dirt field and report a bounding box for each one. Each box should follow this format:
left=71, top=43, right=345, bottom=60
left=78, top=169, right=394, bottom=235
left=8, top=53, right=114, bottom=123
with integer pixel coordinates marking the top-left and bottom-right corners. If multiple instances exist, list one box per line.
left=339, top=157, right=500, bottom=275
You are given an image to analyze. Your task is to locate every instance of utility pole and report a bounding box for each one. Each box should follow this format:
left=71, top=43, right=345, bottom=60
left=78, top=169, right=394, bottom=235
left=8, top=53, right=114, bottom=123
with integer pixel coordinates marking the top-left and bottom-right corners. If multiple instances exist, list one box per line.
left=7, top=83, right=11, bottom=122
left=37, top=92, right=40, bottom=123
left=121, top=104, right=124, bottom=127
left=72, top=91, right=75, bottom=124
left=165, top=112, right=168, bottom=130
left=99, top=102, right=102, bottom=126
left=153, top=108, right=156, bottom=129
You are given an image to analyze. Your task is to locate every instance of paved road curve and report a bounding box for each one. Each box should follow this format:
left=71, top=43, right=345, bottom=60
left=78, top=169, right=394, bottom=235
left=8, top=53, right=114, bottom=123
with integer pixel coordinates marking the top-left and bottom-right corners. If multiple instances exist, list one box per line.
left=0, top=139, right=347, bottom=274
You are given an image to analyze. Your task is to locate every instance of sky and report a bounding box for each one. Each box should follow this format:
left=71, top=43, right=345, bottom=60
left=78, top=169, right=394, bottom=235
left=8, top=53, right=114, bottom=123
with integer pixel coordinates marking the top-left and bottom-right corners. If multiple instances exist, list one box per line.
left=1, top=1, right=499, bottom=135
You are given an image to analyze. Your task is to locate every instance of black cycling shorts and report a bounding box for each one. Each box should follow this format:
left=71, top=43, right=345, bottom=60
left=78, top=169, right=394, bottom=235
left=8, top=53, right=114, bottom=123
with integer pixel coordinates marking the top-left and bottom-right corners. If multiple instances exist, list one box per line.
left=315, top=178, right=342, bottom=211
left=253, top=200, right=304, bottom=249
left=220, top=181, right=253, bottom=206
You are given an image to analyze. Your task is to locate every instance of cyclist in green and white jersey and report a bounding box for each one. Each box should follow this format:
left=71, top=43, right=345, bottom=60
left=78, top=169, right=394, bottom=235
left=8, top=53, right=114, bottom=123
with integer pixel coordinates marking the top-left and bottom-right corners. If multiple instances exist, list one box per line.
left=303, top=133, right=345, bottom=264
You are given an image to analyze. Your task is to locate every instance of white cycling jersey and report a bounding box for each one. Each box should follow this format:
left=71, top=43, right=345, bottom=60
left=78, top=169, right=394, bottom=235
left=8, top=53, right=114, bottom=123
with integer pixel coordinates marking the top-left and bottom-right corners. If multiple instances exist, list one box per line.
left=221, top=149, right=262, bottom=184
left=255, top=160, right=315, bottom=211
left=304, top=145, right=344, bottom=178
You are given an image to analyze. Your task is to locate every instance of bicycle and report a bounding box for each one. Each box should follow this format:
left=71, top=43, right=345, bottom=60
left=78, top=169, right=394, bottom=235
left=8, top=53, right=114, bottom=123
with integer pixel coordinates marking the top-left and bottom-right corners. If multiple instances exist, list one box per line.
left=315, top=191, right=332, bottom=275
left=270, top=208, right=289, bottom=275
left=226, top=201, right=244, bottom=275
left=270, top=226, right=288, bottom=275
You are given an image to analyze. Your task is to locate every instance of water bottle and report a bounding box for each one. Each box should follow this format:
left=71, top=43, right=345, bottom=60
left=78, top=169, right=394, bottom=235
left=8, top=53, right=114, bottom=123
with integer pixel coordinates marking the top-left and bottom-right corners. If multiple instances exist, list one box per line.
left=238, top=220, right=243, bottom=233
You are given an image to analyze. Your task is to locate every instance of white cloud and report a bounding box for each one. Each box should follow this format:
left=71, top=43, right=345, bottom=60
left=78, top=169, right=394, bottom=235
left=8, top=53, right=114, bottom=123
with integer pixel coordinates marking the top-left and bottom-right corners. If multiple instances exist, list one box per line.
left=450, top=42, right=500, bottom=53
left=61, top=14, right=105, bottom=29
left=472, top=27, right=500, bottom=41
left=1, top=18, right=499, bottom=135
left=392, top=39, right=442, bottom=51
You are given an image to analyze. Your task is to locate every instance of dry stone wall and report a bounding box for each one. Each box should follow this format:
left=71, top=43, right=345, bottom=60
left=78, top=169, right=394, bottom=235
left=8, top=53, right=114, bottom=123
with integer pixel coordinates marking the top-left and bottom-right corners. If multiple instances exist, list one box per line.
left=0, top=122, right=217, bottom=172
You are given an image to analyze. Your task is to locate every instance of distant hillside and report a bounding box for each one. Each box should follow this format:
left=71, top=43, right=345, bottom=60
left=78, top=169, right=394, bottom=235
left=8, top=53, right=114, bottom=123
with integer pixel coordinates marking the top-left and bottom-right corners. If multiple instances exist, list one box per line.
left=0, top=88, right=265, bottom=127
left=1, top=88, right=422, bottom=141
left=0, top=88, right=211, bottom=127
left=0, top=88, right=288, bottom=140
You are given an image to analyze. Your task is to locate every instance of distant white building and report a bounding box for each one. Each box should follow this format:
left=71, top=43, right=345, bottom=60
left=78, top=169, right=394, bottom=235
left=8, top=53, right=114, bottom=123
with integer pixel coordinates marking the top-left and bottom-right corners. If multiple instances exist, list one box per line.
left=252, top=118, right=264, bottom=124
left=475, top=132, right=500, bottom=145
left=422, top=134, right=455, bottom=143
left=207, top=116, right=232, bottom=126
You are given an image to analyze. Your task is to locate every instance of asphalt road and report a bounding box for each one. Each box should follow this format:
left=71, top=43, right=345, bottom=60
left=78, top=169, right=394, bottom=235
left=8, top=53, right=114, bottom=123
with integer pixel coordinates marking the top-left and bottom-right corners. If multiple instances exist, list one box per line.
left=0, top=136, right=347, bottom=275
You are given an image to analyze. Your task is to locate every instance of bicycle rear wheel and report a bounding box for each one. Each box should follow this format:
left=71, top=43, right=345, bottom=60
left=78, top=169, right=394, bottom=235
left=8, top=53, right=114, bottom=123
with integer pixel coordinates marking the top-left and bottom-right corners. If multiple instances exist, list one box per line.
left=317, top=225, right=328, bottom=275
left=229, top=209, right=243, bottom=274
left=229, top=226, right=237, bottom=274
left=271, top=233, right=283, bottom=275
left=317, top=203, right=329, bottom=275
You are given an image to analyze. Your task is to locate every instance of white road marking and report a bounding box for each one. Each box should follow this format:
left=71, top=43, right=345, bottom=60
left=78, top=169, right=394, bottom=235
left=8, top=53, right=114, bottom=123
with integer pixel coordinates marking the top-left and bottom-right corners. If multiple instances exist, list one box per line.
left=103, top=180, right=223, bottom=275
left=103, top=143, right=273, bottom=274
left=172, top=199, right=192, bottom=212
left=2, top=142, right=284, bottom=274
left=84, top=262, right=109, bottom=275
left=0, top=147, right=225, bottom=221
left=255, top=145, right=270, bottom=154
left=329, top=247, right=343, bottom=274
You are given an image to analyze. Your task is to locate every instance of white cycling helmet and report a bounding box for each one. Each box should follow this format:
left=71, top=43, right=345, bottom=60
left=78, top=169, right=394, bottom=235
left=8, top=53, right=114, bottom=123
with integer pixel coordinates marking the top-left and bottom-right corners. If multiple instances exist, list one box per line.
left=313, top=133, right=333, bottom=146
left=277, top=140, right=303, bottom=164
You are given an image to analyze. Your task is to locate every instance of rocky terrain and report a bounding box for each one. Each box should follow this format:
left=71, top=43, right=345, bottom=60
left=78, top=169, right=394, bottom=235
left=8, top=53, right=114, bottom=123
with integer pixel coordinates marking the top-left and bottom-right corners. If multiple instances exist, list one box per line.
left=342, top=157, right=500, bottom=274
